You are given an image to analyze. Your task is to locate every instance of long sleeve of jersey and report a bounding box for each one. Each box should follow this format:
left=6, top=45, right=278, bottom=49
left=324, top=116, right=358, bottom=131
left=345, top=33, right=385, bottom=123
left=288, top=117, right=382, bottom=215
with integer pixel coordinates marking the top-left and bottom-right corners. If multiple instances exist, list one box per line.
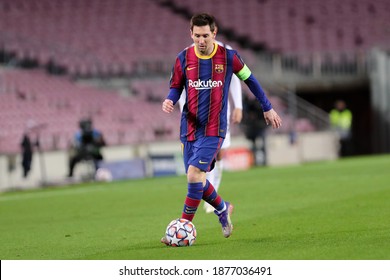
left=243, top=74, right=272, bottom=112
left=167, top=56, right=185, bottom=105
left=232, top=54, right=272, bottom=112
left=167, top=87, right=182, bottom=105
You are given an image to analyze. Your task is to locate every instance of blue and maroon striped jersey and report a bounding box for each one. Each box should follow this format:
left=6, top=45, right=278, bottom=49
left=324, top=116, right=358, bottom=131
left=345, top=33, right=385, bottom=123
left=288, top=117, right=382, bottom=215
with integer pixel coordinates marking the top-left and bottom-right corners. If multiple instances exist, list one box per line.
left=169, top=43, right=249, bottom=141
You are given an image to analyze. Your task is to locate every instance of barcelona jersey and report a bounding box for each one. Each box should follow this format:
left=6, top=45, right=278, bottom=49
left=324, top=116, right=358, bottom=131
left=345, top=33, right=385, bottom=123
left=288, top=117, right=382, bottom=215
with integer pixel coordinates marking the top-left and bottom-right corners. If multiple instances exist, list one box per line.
left=170, top=43, right=249, bottom=142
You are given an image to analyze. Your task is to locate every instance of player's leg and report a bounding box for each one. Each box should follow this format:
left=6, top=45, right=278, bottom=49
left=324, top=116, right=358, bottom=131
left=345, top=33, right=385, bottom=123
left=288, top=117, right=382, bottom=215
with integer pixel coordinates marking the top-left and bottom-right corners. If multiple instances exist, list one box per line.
left=182, top=165, right=205, bottom=221
left=184, top=137, right=227, bottom=217
left=162, top=140, right=204, bottom=245
left=162, top=137, right=233, bottom=245
left=180, top=136, right=221, bottom=222
left=192, top=136, right=233, bottom=238
left=202, top=178, right=224, bottom=211
left=211, top=157, right=223, bottom=191
left=204, top=131, right=230, bottom=213
left=202, top=178, right=233, bottom=237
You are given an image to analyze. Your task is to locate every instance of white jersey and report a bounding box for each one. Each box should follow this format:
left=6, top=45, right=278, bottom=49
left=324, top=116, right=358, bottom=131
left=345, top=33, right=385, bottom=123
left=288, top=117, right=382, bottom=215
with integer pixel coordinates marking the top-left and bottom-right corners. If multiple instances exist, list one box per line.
left=178, top=41, right=243, bottom=148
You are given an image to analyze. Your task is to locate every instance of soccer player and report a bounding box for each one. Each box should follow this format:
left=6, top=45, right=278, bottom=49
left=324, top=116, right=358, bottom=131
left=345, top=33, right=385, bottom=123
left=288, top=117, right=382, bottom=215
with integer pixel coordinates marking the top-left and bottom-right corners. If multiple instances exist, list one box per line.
left=178, top=40, right=243, bottom=213
left=161, top=13, right=282, bottom=243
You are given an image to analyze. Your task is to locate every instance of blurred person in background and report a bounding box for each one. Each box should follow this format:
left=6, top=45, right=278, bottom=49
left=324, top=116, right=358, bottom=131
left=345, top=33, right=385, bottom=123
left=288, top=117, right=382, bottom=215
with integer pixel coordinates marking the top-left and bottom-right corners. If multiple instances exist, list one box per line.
left=329, top=100, right=353, bottom=157
left=178, top=40, right=243, bottom=214
left=241, top=94, right=268, bottom=165
left=67, top=118, right=106, bottom=178
left=161, top=13, right=282, bottom=244
left=20, top=120, right=39, bottom=178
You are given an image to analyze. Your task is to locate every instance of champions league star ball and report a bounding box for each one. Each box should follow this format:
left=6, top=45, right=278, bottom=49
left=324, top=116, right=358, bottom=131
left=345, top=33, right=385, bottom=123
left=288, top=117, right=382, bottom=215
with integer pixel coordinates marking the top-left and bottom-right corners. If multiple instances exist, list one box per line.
left=95, top=168, right=113, bottom=182
left=165, top=218, right=197, bottom=247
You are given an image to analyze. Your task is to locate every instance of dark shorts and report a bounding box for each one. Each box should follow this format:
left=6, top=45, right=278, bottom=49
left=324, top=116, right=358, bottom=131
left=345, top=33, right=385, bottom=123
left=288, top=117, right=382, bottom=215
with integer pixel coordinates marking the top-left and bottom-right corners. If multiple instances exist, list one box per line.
left=182, top=136, right=224, bottom=173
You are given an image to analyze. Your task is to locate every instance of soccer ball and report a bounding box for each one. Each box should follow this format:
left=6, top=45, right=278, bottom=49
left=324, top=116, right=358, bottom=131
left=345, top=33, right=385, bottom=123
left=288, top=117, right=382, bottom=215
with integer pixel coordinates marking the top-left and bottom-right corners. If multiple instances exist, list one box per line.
left=95, top=168, right=113, bottom=182
left=165, top=218, right=197, bottom=247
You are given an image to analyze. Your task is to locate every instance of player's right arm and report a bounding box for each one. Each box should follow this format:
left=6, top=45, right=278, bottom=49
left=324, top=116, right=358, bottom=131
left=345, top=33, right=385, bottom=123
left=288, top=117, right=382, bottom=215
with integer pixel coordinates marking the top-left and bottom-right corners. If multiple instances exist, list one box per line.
left=162, top=98, right=175, bottom=113
left=162, top=56, right=185, bottom=114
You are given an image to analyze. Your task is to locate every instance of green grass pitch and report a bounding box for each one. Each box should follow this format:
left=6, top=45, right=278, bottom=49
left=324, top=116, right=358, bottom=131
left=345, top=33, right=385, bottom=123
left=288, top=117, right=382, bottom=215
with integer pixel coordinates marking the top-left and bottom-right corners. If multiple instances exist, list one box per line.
left=1, top=155, right=389, bottom=260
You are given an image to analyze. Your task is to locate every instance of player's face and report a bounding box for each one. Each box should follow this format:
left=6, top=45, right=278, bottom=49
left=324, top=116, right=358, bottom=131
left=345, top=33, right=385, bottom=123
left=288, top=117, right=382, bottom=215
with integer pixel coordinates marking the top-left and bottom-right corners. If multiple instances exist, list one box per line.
left=191, top=25, right=216, bottom=56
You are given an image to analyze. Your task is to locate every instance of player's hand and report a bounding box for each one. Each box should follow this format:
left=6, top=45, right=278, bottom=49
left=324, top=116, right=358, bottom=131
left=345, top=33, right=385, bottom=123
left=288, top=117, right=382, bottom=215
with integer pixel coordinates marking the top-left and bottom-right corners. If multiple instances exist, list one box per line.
left=162, top=99, right=174, bottom=113
left=231, top=108, right=243, bottom=124
left=263, top=109, right=282, bottom=129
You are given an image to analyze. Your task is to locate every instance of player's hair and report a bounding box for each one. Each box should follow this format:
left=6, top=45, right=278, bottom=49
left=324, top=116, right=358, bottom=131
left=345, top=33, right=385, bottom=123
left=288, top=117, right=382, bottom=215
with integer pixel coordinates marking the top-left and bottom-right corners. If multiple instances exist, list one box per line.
left=190, top=13, right=217, bottom=32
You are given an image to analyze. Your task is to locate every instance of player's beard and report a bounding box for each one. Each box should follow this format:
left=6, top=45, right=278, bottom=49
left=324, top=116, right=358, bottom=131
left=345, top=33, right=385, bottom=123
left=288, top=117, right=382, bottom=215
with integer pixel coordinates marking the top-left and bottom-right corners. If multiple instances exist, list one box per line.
left=198, top=43, right=212, bottom=55
left=198, top=44, right=206, bottom=54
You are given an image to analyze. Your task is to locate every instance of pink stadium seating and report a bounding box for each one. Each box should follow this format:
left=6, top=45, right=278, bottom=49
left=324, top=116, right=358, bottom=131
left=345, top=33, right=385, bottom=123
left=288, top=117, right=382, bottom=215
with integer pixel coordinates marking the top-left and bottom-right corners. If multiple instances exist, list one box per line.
left=0, top=0, right=191, bottom=76
left=171, top=0, right=389, bottom=53
left=1, top=0, right=387, bottom=77
left=0, top=68, right=181, bottom=154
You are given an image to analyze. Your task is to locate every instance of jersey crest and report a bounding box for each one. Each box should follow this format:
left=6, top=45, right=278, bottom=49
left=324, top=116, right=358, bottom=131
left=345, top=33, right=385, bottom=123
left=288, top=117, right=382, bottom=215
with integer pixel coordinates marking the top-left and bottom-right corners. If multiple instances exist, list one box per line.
left=215, top=64, right=224, bottom=73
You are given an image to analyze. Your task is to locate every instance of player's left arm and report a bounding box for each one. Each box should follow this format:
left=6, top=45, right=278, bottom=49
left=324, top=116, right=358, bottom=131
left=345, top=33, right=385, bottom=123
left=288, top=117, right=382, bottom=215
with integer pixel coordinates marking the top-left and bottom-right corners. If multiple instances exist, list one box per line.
left=233, top=54, right=282, bottom=129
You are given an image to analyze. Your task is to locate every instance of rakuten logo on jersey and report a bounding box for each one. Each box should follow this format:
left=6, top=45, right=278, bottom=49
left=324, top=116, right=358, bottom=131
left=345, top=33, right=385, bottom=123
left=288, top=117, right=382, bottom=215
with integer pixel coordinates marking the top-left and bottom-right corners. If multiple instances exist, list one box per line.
left=188, top=79, right=223, bottom=90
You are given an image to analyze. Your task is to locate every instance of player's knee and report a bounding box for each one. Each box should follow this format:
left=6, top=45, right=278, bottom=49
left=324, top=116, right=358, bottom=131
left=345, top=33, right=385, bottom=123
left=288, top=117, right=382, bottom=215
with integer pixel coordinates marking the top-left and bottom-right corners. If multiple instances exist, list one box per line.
left=187, top=166, right=203, bottom=183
